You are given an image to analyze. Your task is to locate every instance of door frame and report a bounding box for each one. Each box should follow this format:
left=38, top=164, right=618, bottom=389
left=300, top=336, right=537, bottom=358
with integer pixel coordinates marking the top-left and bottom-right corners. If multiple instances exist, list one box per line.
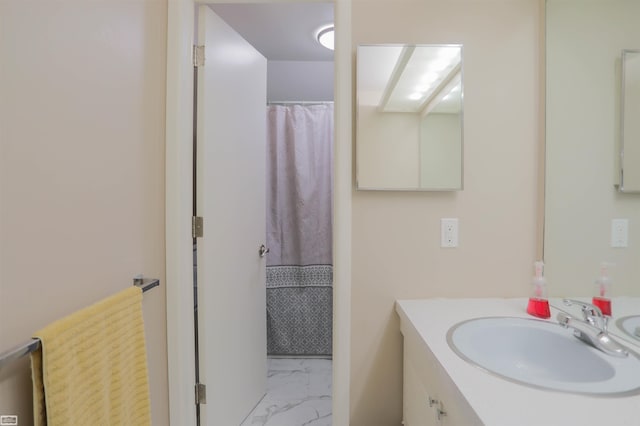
left=164, top=1, right=352, bottom=425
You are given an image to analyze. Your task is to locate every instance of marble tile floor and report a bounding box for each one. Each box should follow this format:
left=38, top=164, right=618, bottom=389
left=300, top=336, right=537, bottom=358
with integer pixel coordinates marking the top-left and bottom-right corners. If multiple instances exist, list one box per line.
left=241, top=358, right=332, bottom=426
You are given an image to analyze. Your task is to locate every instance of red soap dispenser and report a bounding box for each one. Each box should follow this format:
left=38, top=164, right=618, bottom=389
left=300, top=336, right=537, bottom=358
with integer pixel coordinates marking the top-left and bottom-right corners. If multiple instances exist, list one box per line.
left=592, top=262, right=613, bottom=317
left=527, top=261, right=550, bottom=319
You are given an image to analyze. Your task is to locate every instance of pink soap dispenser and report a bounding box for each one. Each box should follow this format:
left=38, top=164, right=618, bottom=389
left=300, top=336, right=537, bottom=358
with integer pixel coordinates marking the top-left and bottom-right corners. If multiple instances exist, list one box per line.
left=527, top=261, right=550, bottom=319
left=592, top=262, right=613, bottom=317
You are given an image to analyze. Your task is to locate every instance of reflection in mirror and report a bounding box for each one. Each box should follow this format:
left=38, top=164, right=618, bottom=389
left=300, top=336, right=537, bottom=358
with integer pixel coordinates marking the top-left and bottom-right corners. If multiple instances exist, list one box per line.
left=545, top=0, right=640, bottom=305
left=616, top=315, right=640, bottom=342
left=620, top=50, right=640, bottom=192
left=356, top=44, right=463, bottom=190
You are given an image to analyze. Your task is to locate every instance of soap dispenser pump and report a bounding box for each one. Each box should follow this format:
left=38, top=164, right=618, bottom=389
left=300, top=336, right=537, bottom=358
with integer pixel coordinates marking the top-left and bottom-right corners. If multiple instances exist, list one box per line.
left=527, top=261, right=550, bottom=318
left=593, top=262, right=613, bottom=316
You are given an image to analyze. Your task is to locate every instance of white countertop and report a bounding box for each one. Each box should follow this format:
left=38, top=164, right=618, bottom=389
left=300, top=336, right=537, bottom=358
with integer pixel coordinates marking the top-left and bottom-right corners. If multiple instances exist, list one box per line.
left=396, top=297, right=640, bottom=426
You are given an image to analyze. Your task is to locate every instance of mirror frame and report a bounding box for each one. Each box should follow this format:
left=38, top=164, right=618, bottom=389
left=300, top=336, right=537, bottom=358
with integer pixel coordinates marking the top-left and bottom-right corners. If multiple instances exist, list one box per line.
left=618, top=49, right=640, bottom=193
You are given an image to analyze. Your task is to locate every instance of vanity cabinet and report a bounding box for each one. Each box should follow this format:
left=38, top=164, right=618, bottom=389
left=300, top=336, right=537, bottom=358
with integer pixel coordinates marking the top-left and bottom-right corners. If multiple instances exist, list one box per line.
left=397, top=298, right=640, bottom=426
left=401, top=320, right=482, bottom=426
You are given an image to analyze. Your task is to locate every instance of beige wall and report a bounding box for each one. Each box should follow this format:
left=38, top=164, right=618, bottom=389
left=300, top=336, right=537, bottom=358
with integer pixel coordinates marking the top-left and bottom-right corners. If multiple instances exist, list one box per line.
left=0, top=1, right=169, bottom=425
left=545, top=0, right=640, bottom=297
left=351, top=0, right=542, bottom=424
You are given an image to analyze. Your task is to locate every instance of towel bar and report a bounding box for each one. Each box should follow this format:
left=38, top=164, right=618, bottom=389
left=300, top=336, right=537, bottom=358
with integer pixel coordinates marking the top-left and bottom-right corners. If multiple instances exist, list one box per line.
left=0, top=277, right=160, bottom=370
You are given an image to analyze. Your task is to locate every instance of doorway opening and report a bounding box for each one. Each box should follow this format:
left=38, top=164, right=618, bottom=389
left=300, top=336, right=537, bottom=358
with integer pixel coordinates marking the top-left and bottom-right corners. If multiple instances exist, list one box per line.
left=194, top=3, right=335, bottom=425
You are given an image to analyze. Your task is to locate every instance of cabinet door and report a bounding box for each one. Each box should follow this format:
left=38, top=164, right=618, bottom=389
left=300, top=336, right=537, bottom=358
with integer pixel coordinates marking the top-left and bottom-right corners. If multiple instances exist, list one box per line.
left=403, top=331, right=483, bottom=426
left=404, top=356, right=438, bottom=426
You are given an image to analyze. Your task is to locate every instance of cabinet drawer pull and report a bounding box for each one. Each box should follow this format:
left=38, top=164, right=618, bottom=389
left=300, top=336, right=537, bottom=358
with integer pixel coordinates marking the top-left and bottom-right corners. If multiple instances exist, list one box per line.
left=438, top=406, right=448, bottom=421
left=428, top=397, right=438, bottom=407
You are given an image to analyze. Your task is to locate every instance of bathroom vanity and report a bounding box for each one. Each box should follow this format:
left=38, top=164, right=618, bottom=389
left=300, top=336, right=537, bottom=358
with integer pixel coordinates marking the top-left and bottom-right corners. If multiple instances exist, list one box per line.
left=396, top=298, right=640, bottom=426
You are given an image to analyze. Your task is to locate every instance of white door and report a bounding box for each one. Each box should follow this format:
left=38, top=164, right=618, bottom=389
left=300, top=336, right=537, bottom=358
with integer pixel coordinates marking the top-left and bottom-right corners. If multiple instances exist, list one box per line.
left=196, top=5, right=267, bottom=425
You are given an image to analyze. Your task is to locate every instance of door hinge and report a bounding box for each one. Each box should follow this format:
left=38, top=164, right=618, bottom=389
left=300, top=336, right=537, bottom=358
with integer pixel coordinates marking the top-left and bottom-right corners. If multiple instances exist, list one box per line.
left=193, top=45, right=205, bottom=67
left=195, top=383, right=207, bottom=405
left=192, top=216, right=204, bottom=238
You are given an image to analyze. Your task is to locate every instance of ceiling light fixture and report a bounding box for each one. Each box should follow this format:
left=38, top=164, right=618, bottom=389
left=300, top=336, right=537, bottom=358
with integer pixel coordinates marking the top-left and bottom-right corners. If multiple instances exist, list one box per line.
left=317, top=26, right=335, bottom=51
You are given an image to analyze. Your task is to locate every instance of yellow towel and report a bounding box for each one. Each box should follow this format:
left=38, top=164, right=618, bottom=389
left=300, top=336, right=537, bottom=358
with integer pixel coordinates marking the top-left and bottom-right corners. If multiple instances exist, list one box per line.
left=31, top=287, right=151, bottom=426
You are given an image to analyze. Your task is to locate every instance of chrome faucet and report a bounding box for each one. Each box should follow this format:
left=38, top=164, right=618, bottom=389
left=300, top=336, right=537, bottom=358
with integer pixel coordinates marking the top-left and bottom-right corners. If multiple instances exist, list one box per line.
left=557, top=299, right=629, bottom=358
left=564, top=299, right=608, bottom=330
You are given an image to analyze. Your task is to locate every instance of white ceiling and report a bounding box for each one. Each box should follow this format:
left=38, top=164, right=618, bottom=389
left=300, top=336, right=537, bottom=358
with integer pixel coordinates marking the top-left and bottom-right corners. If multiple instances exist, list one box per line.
left=208, top=3, right=335, bottom=62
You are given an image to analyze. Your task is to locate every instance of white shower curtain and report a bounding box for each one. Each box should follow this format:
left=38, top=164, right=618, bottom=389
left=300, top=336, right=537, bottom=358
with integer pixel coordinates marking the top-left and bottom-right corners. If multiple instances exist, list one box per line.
left=266, top=103, right=333, bottom=356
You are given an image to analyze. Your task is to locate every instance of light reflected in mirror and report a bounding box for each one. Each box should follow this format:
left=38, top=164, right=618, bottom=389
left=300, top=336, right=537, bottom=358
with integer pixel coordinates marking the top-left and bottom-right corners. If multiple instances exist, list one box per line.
left=356, top=44, right=463, bottom=191
left=545, top=0, right=640, bottom=308
left=620, top=50, right=640, bottom=192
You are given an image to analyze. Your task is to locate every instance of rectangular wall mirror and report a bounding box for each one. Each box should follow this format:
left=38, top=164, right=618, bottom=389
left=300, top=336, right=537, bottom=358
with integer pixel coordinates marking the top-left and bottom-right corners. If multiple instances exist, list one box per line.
left=620, top=49, right=640, bottom=192
left=545, top=0, right=640, bottom=300
left=356, top=44, right=464, bottom=191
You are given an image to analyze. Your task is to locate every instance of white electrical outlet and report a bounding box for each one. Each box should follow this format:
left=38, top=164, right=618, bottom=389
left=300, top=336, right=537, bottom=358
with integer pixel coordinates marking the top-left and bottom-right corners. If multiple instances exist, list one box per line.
left=611, top=218, right=629, bottom=248
left=441, top=218, right=459, bottom=248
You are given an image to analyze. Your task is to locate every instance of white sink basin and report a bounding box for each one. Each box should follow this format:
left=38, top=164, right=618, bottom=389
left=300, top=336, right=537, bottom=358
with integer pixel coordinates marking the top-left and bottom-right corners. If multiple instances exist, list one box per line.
left=616, top=315, right=640, bottom=341
left=447, top=317, right=640, bottom=396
